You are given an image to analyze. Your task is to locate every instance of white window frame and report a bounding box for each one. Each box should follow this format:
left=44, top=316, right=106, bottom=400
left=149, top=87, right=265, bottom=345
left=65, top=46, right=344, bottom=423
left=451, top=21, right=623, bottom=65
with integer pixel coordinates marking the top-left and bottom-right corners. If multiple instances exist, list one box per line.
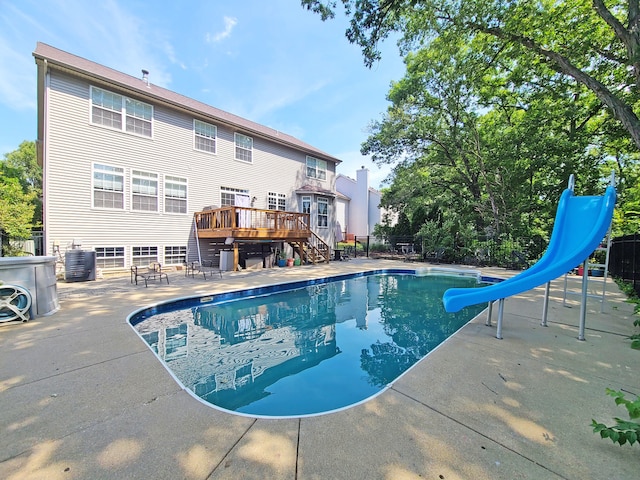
left=91, top=86, right=153, bottom=138
left=194, top=119, right=217, bottom=153
left=234, top=133, right=253, bottom=163
left=164, top=245, right=187, bottom=265
left=95, top=246, right=125, bottom=269
left=302, top=196, right=311, bottom=214
left=268, top=192, right=286, bottom=211
left=132, top=246, right=159, bottom=266
left=165, top=175, right=188, bottom=214
left=317, top=197, right=329, bottom=228
left=131, top=170, right=159, bottom=212
left=220, top=186, right=250, bottom=207
left=306, top=156, right=327, bottom=180
left=92, top=163, right=125, bottom=210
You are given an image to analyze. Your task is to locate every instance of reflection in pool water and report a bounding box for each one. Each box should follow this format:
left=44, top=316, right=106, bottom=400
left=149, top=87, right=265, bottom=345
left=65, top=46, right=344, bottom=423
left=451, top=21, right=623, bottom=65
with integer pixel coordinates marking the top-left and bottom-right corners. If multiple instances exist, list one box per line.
left=131, top=273, right=487, bottom=417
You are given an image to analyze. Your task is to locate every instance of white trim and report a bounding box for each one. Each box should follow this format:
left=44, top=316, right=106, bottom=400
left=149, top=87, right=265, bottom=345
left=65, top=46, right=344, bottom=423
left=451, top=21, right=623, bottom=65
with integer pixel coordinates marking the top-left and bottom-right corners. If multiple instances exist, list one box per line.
left=131, top=245, right=160, bottom=266
left=268, top=191, right=286, bottom=211
left=164, top=245, right=187, bottom=265
left=94, top=245, right=125, bottom=269
left=234, top=132, right=253, bottom=163
left=90, top=85, right=154, bottom=139
left=306, top=155, right=327, bottom=181
left=91, top=162, right=125, bottom=211
left=220, top=186, right=250, bottom=207
left=164, top=175, right=188, bottom=215
left=131, top=169, right=159, bottom=213
left=193, top=119, right=217, bottom=154
left=317, top=196, right=329, bottom=228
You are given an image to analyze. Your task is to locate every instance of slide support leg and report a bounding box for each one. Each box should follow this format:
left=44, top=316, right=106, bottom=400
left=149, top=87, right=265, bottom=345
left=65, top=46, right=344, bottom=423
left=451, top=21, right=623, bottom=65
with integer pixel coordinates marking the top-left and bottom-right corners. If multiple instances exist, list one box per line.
left=578, top=259, right=589, bottom=341
left=496, top=298, right=505, bottom=339
left=486, top=301, right=493, bottom=326
left=541, top=281, right=551, bottom=327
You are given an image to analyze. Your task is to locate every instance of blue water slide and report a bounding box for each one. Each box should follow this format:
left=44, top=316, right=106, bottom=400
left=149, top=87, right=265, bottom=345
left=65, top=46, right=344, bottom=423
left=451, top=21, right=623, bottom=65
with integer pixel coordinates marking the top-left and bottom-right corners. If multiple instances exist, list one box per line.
left=443, top=182, right=617, bottom=313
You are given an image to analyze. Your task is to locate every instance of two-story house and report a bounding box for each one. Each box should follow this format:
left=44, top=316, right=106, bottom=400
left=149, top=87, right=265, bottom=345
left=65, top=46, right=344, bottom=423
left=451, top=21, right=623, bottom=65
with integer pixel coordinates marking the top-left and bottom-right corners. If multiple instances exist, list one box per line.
left=33, top=43, right=342, bottom=273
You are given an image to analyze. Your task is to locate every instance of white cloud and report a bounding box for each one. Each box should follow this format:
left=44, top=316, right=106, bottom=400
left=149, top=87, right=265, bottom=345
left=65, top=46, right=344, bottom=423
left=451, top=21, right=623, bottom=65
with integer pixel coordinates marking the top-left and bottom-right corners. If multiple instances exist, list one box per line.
left=163, top=41, right=186, bottom=70
left=248, top=77, right=329, bottom=121
left=0, top=36, right=36, bottom=111
left=1, top=0, right=176, bottom=89
left=0, top=2, right=56, bottom=111
left=206, top=16, right=237, bottom=43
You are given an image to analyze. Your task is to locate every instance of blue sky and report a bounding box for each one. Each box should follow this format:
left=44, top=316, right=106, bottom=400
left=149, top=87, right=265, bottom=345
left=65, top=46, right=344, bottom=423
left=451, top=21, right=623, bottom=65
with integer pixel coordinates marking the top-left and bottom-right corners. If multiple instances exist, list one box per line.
left=0, top=0, right=406, bottom=188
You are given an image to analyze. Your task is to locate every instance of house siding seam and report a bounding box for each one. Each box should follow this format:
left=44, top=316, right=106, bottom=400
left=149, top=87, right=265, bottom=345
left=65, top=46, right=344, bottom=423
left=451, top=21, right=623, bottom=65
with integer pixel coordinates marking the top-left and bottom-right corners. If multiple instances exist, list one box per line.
left=34, top=42, right=341, bottom=165
left=42, top=67, right=337, bottom=266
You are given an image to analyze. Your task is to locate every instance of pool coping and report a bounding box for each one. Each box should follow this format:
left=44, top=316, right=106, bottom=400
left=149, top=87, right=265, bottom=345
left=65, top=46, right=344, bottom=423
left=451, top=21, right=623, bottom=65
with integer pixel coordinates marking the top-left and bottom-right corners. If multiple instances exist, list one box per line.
left=1, top=259, right=637, bottom=479
left=126, top=268, right=505, bottom=420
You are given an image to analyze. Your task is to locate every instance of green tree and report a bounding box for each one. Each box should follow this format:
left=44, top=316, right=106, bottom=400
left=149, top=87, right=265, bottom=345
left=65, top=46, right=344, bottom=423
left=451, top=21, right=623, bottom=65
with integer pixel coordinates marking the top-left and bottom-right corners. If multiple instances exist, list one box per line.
left=2, top=140, right=41, bottom=226
left=363, top=31, right=603, bottom=245
left=302, top=0, right=640, bottom=151
left=1, top=140, right=41, bottom=255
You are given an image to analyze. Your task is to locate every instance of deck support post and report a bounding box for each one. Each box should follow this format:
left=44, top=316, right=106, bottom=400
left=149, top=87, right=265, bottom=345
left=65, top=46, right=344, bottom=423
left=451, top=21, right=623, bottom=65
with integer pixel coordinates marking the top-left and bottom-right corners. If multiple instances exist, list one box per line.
left=233, top=242, right=239, bottom=272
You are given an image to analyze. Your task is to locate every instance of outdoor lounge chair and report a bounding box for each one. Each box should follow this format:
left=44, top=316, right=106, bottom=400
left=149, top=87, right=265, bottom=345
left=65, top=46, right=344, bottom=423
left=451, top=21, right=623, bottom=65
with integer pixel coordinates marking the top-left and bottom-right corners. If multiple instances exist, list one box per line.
left=131, top=263, right=169, bottom=287
left=185, top=260, right=222, bottom=280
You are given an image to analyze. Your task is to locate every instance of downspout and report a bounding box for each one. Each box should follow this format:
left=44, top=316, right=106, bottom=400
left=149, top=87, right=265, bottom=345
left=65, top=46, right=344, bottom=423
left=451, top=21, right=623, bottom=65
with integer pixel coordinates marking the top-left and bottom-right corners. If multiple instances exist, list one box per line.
left=36, top=59, right=50, bottom=254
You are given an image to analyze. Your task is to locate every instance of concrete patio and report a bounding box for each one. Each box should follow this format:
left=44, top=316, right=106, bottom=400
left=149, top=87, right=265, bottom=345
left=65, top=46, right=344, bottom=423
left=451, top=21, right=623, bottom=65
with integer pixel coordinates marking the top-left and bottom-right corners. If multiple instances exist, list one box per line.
left=1, top=259, right=638, bottom=479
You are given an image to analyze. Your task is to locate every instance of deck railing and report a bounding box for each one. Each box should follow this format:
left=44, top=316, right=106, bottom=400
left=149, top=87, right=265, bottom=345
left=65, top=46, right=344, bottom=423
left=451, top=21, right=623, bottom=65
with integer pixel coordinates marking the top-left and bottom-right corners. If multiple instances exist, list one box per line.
left=194, top=207, right=311, bottom=239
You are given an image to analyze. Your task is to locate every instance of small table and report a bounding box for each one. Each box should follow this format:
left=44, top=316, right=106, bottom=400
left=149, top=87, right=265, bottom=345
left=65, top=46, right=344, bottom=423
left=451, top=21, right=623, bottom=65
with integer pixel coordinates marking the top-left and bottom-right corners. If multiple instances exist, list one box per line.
left=334, top=249, right=344, bottom=261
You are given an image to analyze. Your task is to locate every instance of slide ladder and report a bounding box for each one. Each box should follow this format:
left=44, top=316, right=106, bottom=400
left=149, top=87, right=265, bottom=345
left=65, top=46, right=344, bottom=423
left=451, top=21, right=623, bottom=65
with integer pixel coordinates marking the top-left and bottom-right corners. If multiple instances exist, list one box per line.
left=562, top=227, right=611, bottom=313
left=443, top=173, right=616, bottom=339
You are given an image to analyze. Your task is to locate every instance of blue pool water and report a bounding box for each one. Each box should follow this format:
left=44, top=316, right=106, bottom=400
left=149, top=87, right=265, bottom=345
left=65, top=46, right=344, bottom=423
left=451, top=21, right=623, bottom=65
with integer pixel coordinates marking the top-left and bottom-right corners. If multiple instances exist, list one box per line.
left=129, top=270, right=489, bottom=417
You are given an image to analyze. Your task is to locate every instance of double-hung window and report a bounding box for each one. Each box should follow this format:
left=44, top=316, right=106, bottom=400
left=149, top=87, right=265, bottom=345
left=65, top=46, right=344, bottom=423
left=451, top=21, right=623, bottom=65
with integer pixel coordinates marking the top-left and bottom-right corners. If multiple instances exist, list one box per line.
left=131, top=170, right=158, bottom=212
left=268, top=192, right=286, bottom=211
left=194, top=120, right=217, bottom=153
left=93, top=163, right=124, bottom=209
left=317, top=197, right=329, bottom=228
left=306, top=156, right=327, bottom=180
left=165, top=176, right=187, bottom=214
left=235, top=133, right=253, bottom=163
left=91, top=88, right=123, bottom=129
left=91, top=86, right=152, bottom=138
left=125, top=98, right=153, bottom=136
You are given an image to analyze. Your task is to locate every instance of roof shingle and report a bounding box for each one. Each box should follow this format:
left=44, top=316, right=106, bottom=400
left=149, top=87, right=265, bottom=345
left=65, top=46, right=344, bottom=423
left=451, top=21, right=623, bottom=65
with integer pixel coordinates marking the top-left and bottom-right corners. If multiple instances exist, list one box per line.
left=33, top=42, right=341, bottom=164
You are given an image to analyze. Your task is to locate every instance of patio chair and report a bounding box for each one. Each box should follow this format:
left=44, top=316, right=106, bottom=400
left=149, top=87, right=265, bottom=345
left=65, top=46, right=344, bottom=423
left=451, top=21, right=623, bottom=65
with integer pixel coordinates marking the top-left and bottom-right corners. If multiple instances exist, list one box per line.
left=201, top=259, right=223, bottom=279
left=131, top=263, right=169, bottom=287
left=423, top=247, right=445, bottom=264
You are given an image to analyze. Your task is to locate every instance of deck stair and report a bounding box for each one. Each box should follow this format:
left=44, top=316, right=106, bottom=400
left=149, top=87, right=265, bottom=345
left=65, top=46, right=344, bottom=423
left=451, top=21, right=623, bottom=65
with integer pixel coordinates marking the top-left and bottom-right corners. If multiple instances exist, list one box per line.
left=193, top=206, right=331, bottom=268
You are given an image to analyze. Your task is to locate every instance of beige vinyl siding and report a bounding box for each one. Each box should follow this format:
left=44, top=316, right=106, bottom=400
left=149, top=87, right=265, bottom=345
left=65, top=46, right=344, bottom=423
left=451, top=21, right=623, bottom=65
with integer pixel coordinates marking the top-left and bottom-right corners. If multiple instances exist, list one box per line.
left=44, top=69, right=337, bottom=263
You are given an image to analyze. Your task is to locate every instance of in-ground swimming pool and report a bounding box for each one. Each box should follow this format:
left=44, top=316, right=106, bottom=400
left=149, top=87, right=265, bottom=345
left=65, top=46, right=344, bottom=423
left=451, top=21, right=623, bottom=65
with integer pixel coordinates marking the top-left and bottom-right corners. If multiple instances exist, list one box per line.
left=129, top=269, right=491, bottom=418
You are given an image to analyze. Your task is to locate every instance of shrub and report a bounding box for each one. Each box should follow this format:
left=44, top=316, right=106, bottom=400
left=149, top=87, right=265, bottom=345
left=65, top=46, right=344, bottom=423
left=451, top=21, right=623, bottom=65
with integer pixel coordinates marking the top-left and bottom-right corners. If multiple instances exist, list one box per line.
left=592, top=389, right=640, bottom=446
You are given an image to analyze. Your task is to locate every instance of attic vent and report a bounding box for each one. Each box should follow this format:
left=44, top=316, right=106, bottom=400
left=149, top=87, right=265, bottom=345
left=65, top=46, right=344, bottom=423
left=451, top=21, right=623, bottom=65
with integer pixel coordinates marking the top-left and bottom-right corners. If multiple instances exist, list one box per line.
left=141, top=69, right=149, bottom=85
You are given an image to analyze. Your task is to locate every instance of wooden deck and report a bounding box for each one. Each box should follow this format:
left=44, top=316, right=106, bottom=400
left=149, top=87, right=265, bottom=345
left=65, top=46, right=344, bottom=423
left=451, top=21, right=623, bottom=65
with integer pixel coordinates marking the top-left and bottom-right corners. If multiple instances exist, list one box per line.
left=194, top=207, right=311, bottom=240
